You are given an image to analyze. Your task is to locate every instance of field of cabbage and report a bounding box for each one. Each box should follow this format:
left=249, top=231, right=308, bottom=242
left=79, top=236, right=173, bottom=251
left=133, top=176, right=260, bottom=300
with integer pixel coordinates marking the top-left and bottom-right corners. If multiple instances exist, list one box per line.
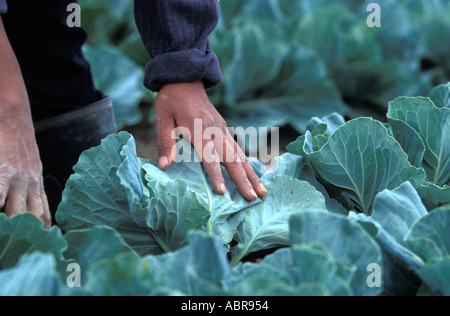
left=1, top=82, right=449, bottom=296
left=0, top=0, right=449, bottom=297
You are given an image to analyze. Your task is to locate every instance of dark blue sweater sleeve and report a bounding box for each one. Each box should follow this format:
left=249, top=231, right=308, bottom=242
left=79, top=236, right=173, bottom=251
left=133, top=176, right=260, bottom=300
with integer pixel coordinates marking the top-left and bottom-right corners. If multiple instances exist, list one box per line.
left=133, top=0, right=223, bottom=92
left=0, top=0, right=7, bottom=14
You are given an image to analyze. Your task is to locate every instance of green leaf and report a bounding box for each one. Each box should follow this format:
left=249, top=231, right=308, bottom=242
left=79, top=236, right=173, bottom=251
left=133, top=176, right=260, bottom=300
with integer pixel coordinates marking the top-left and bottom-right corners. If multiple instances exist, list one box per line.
left=286, top=124, right=328, bottom=158
left=63, top=226, right=137, bottom=281
left=286, top=112, right=346, bottom=159
left=227, top=245, right=354, bottom=296
left=144, top=248, right=190, bottom=295
left=348, top=182, right=427, bottom=295
left=429, top=82, right=450, bottom=108
left=388, top=97, right=450, bottom=186
left=418, top=13, right=450, bottom=84
left=293, top=118, right=425, bottom=214
left=79, top=0, right=137, bottom=50
left=387, top=117, right=426, bottom=168
left=230, top=176, right=327, bottom=266
left=371, top=182, right=428, bottom=245
left=222, top=22, right=288, bottom=106
left=56, top=132, right=164, bottom=256
left=289, top=244, right=354, bottom=296
left=416, top=182, right=450, bottom=210
left=138, top=179, right=210, bottom=253
left=253, top=152, right=347, bottom=215
left=227, top=249, right=295, bottom=296
left=80, top=0, right=133, bottom=21
left=118, top=32, right=151, bottom=68
left=0, top=213, right=67, bottom=269
left=145, top=231, right=231, bottom=296
left=305, top=112, right=347, bottom=137
left=212, top=14, right=348, bottom=134
left=405, top=206, right=450, bottom=261
left=293, top=1, right=428, bottom=110
left=253, top=153, right=304, bottom=181
left=83, top=45, right=144, bottom=129
left=289, top=210, right=383, bottom=296
left=418, top=257, right=450, bottom=296
left=226, top=47, right=347, bottom=134
left=84, top=252, right=170, bottom=296
left=184, top=232, right=231, bottom=296
left=0, top=253, right=83, bottom=296
left=141, top=139, right=261, bottom=245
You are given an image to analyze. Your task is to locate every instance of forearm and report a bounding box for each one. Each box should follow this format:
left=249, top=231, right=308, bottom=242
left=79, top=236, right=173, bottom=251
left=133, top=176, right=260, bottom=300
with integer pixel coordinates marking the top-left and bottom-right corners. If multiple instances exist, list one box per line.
left=0, top=16, right=32, bottom=125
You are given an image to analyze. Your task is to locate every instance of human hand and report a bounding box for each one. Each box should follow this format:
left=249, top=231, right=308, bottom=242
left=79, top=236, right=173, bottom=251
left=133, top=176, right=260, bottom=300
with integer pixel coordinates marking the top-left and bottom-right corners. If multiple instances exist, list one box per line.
left=0, top=117, right=51, bottom=229
left=154, top=81, right=267, bottom=201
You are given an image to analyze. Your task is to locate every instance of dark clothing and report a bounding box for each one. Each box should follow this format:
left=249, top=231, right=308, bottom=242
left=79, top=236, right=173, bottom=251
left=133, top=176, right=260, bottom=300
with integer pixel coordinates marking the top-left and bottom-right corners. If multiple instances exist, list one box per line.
left=1, top=0, right=99, bottom=121
left=0, top=0, right=6, bottom=14
left=0, top=0, right=223, bottom=121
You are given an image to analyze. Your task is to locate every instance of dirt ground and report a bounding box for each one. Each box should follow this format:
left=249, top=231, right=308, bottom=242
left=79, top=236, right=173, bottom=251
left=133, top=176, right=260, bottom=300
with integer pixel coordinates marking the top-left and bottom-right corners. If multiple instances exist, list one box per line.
left=122, top=123, right=159, bottom=162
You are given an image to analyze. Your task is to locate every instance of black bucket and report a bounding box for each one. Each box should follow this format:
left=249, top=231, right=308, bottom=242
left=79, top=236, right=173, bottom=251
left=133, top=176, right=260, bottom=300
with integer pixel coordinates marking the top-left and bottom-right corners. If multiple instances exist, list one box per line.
left=35, top=97, right=117, bottom=221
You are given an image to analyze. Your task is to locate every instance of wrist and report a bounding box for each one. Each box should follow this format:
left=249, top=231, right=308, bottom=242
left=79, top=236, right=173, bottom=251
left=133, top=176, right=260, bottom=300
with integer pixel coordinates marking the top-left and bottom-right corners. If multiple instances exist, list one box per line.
left=160, top=81, right=206, bottom=95
left=0, top=98, right=33, bottom=128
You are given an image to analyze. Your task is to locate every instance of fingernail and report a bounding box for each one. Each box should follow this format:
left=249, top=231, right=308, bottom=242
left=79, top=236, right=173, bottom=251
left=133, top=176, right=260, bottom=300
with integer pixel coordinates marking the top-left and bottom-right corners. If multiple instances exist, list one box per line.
left=250, top=189, right=258, bottom=199
left=159, top=156, right=169, bottom=169
left=220, top=183, right=226, bottom=194
left=260, top=183, right=267, bottom=194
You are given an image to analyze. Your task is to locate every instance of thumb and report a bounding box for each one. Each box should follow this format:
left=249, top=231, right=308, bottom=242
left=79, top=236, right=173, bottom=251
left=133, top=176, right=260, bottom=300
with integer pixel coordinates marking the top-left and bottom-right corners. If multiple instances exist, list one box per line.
left=156, top=114, right=177, bottom=170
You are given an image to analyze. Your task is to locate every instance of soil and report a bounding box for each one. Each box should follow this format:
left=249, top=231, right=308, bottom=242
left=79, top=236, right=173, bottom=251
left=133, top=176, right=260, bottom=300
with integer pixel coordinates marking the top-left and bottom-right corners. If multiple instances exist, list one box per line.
left=122, top=123, right=159, bottom=162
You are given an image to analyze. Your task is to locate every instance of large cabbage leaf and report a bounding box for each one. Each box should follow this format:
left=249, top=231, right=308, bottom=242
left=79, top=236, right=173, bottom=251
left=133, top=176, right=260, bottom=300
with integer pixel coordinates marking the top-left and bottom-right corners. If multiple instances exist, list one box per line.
left=288, top=117, right=425, bottom=214
left=388, top=97, right=450, bottom=187
left=405, top=206, right=450, bottom=295
left=0, top=213, right=67, bottom=269
left=289, top=210, right=382, bottom=296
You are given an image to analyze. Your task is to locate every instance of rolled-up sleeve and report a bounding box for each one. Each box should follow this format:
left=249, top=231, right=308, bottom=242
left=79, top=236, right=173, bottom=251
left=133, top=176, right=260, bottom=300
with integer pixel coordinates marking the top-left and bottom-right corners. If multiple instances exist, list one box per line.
left=134, top=0, right=223, bottom=92
left=0, top=0, right=7, bottom=14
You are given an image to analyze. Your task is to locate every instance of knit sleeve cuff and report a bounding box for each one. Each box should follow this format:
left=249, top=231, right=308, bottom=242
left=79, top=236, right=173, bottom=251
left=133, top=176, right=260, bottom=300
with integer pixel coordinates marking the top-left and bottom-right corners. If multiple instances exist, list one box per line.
left=0, top=0, right=7, bottom=14
left=143, top=47, right=223, bottom=92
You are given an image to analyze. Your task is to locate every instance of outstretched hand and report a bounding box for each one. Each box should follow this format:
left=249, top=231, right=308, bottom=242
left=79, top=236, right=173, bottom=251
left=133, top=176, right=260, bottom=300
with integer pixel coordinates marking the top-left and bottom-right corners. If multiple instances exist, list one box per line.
left=155, top=81, right=267, bottom=201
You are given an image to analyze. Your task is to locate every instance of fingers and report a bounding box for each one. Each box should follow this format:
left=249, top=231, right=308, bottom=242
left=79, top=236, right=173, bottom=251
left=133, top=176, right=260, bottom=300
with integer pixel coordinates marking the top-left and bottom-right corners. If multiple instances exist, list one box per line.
left=2, top=175, right=51, bottom=229
left=0, top=173, right=11, bottom=210
left=199, top=129, right=267, bottom=201
left=27, top=180, right=51, bottom=229
left=156, top=113, right=176, bottom=170
left=4, top=181, right=27, bottom=218
left=242, top=159, right=268, bottom=197
left=39, top=187, right=52, bottom=230
left=223, top=159, right=258, bottom=201
left=200, top=140, right=226, bottom=195
left=27, top=190, right=44, bottom=221
left=156, top=118, right=268, bottom=201
left=226, top=132, right=267, bottom=197
left=219, top=135, right=267, bottom=201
